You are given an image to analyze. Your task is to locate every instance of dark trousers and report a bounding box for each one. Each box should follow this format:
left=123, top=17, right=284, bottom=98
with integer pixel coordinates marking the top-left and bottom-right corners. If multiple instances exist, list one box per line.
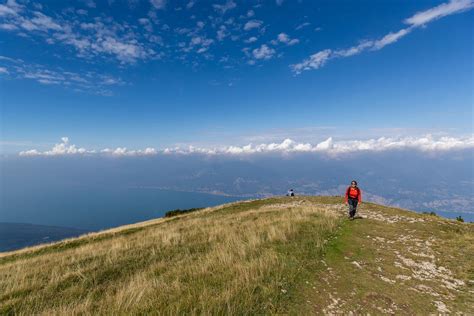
left=348, top=198, right=358, bottom=217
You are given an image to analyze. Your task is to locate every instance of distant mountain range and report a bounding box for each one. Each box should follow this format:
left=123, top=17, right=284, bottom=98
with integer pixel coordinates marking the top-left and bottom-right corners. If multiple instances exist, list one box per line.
left=0, top=223, right=89, bottom=252
left=1, top=149, right=472, bottom=233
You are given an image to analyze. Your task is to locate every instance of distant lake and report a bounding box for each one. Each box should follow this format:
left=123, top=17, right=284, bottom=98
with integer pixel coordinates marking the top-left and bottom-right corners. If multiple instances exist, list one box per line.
left=0, top=185, right=244, bottom=231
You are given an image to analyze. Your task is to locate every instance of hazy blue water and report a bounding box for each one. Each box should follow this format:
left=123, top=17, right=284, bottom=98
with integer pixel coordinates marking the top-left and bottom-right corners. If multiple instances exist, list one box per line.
left=1, top=183, right=472, bottom=235
left=0, top=185, right=243, bottom=231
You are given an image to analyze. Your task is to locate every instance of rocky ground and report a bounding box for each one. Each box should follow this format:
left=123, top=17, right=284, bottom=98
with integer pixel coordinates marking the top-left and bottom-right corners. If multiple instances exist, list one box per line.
left=294, top=201, right=474, bottom=314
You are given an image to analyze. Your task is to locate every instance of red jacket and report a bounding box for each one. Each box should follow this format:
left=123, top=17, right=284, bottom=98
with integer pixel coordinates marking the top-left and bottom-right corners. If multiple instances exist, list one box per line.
left=345, top=186, right=362, bottom=203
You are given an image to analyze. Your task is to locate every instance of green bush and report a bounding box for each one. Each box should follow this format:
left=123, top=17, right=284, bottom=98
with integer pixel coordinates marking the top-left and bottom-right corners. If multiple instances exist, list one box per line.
left=164, top=207, right=204, bottom=218
left=456, top=216, right=464, bottom=222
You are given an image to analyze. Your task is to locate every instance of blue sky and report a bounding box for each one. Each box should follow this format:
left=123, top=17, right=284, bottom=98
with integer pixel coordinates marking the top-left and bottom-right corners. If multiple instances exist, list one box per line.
left=0, top=0, right=473, bottom=154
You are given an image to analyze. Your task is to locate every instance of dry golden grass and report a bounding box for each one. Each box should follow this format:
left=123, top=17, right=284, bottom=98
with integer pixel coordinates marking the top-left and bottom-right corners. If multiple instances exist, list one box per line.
left=2, top=196, right=472, bottom=314
left=0, top=197, right=342, bottom=315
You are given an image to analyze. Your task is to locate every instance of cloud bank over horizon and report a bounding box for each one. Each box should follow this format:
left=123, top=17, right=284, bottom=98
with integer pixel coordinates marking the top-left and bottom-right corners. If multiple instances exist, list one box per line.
left=5, top=140, right=474, bottom=219
left=17, top=134, right=474, bottom=157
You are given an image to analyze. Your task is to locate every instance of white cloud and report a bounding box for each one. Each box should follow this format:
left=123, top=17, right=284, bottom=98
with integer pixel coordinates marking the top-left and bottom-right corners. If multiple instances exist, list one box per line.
left=216, top=25, right=228, bottom=41
left=333, top=40, right=374, bottom=57
left=0, top=4, right=18, bottom=17
left=30, top=12, right=62, bottom=31
left=405, top=0, right=474, bottom=26
left=277, top=33, right=289, bottom=42
left=1, top=5, right=155, bottom=64
left=0, top=55, right=21, bottom=62
left=188, top=35, right=214, bottom=53
left=192, top=36, right=203, bottom=45
left=164, top=135, right=474, bottom=156
left=0, top=67, right=9, bottom=74
left=252, top=44, right=275, bottom=60
left=197, top=47, right=208, bottom=53
left=0, top=0, right=21, bottom=17
left=7, top=0, right=22, bottom=9
left=19, top=135, right=474, bottom=157
left=244, top=36, right=258, bottom=43
left=19, top=137, right=95, bottom=156
left=294, top=29, right=410, bottom=70
left=88, top=35, right=150, bottom=63
left=213, top=0, right=236, bottom=14
left=100, top=147, right=157, bottom=156
left=150, top=0, right=166, bottom=10
left=1, top=57, right=124, bottom=95
left=243, top=19, right=262, bottom=31
left=19, top=138, right=156, bottom=157
left=84, top=0, right=96, bottom=8
left=196, top=21, right=205, bottom=28
left=372, top=28, right=411, bottom=50
left=295, top=22, right=310, bottom=30
left=277, top=33, right=299, bottom=46
left=276, top=0, right=284, bottom=6
left=291, top=0, right=474, bottom=74
left=0, top=23, right=18, bottom=30
left=290, top=49, right=331, bottom=74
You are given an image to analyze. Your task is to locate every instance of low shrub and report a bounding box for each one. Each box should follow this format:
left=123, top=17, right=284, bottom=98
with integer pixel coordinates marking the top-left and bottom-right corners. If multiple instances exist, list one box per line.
left=164, top=207, right=204, bottom=218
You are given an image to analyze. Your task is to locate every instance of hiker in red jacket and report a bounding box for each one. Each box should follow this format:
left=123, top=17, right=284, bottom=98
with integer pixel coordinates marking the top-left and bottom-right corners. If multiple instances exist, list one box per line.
left=345, top=180, right=362, bottom=220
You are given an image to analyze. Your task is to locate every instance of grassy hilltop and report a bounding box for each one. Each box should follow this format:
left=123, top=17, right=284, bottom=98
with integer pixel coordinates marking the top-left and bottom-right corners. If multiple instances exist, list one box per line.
left=0, top=196, right=472, bottom=314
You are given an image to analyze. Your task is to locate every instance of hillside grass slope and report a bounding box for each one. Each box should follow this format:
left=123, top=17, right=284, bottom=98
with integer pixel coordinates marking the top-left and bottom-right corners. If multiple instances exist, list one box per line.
left=0, top=196, right=472, bottom=314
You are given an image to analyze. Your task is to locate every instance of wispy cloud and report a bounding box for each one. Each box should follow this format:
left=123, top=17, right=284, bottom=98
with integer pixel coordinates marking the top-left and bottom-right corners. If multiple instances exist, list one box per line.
left=0, top=0, right=21, bottom=17
left=216, top=25, right=228, bottom=41
left=291, top=49, right=331, bottom=73
left=213, top=0, right=236, bottom=14
left=18, top=135, right=474, bottom=157
left=186, top=1, right=196, bottom=9
left=405, top=0, right=474, bottom=26
left=150, top=0, right=166, bottom=10
left=0, top=56, right=125, bottom=95
left=243, top=19, right=262, bottom=31
left=291, top=0, right=474, bottom=74
left=0, top=0, right=287, bottom=73
left=0, top=1, right=156, bottom=64
left=372, top=28, right=411, bottom=50
left=1, top=0, right=471, bottom=78
left=295, top=22, right=310, bottom=31
left=244, top=36, right=257, bottom=43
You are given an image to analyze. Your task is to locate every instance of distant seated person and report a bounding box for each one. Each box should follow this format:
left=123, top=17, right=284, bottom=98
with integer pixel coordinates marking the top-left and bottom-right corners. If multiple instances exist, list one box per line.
left=286, top=189, right=295, bottom=197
